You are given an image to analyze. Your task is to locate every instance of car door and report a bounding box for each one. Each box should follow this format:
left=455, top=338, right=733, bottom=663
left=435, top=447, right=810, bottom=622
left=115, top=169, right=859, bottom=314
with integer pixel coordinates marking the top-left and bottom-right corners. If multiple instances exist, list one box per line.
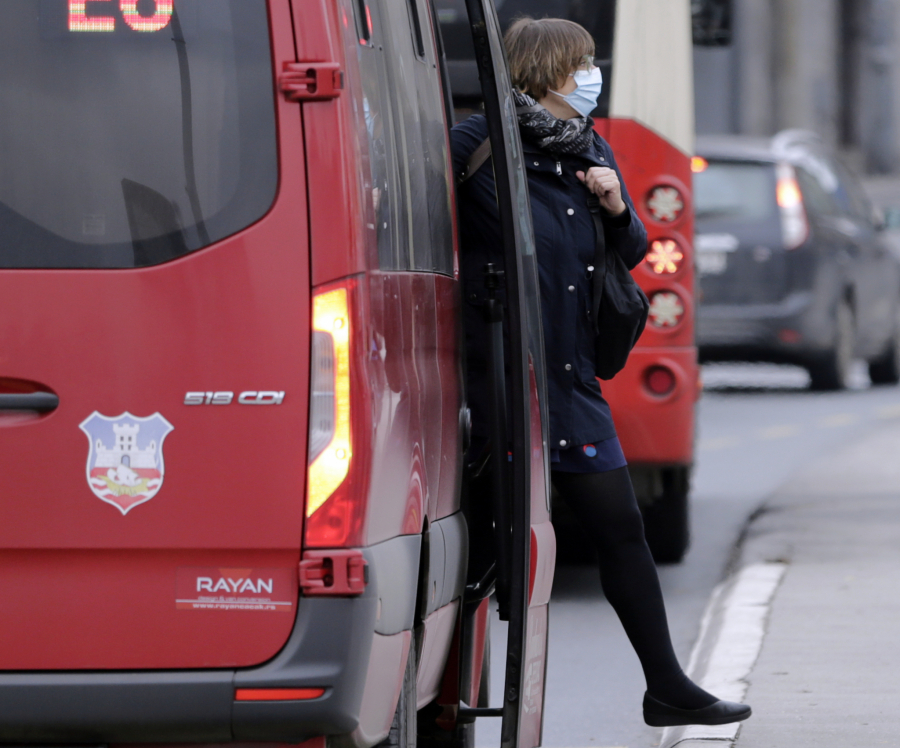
left=462, top=1, right=554, bottom=746
left=831, top=162, right=897, bottom=355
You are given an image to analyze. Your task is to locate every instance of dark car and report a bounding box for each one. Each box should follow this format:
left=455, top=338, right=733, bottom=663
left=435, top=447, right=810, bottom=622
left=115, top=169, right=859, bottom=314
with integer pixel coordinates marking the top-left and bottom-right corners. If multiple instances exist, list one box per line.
left=694, top=130, right=900, bottom=389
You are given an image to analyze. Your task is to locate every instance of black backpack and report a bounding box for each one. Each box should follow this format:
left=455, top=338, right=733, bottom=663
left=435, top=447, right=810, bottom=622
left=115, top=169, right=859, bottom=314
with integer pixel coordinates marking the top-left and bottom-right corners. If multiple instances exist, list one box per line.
left=586, top=194, right=649, bottom=379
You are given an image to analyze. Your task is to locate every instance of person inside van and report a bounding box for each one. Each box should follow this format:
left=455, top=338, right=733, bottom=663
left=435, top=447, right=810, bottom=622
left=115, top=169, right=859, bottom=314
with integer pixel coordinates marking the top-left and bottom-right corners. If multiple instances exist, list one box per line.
left=451, top=16, right=751, bottom=728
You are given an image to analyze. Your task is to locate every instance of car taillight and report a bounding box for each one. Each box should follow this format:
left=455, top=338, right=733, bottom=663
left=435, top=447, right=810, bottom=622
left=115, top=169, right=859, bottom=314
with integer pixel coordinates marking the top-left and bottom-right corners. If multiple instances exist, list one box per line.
left=305, top=282, right=363, bottom=548
left=645, top=366, right=677, bottom=396
left=646, top=239, right=685, bottom=275
left=648, top=291, right=686, bottom=329
left=776, top=163, right=809, bottom=249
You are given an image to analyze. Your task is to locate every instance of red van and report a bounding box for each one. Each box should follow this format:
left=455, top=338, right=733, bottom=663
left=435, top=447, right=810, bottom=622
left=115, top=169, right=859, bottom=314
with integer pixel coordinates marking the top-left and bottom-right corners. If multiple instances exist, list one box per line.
left=0, top=2, right=552, bottom=748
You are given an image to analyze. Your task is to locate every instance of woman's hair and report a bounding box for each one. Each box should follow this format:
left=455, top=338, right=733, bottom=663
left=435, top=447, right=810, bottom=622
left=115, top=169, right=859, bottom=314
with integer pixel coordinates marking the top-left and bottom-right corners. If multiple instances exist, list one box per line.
left=504, top=17, right=595, bottom=100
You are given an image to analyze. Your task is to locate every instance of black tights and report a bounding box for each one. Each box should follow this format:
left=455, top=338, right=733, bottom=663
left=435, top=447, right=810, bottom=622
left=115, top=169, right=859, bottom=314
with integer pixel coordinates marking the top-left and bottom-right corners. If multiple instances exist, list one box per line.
left=552, top=467, right=716, bottom=710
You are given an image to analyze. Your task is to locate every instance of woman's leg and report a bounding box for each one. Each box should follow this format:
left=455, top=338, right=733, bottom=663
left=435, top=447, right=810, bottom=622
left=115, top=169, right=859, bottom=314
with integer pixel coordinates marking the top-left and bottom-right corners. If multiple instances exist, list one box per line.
left=552, top=467, right=716, bottom=710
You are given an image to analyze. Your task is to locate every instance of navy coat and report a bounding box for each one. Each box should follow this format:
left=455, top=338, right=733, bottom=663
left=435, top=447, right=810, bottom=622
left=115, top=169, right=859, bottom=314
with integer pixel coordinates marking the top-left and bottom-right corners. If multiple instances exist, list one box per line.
left=450, top=115, right=648, bottom=450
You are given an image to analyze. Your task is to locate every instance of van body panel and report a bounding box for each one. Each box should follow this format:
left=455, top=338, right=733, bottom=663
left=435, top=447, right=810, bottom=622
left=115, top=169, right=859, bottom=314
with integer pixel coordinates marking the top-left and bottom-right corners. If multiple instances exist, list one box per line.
left=293, top=0, right=367, bottom=287
left=0, top=0, right=311, bottom=670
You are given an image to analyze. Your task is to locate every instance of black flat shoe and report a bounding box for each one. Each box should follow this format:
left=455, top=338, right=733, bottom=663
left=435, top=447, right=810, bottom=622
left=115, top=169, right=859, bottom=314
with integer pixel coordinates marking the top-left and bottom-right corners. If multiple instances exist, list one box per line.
left=643, top=692, right=752, bottom=727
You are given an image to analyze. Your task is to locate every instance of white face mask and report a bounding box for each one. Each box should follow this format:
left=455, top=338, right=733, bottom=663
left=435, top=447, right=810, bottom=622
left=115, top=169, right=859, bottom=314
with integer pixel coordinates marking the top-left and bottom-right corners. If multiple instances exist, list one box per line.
left=551, top=67, right=603, bottom=118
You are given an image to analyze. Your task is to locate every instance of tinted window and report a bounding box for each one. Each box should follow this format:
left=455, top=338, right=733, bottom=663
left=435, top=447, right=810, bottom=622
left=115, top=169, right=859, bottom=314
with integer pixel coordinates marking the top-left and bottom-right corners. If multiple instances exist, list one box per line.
left=796, top=167, right=839, bottom=217
left=694, top=161, right=778, bottom=223
left=354, top=0, right=454, bottom=275
left=0, top=0, right=276, bottom=269
left=833, top=163, right=874, bottom=223
left=353, top=0, right=406, bottom=270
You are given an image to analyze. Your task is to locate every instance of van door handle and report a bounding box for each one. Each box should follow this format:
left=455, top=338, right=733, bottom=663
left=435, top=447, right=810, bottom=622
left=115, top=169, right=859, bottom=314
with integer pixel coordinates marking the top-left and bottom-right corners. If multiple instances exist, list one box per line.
left=0, top=393, right=59, bottom=411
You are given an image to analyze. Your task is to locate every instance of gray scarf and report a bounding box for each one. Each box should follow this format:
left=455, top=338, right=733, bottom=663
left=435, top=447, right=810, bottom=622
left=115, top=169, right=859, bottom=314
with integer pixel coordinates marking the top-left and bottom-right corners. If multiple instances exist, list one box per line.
left=513, top=90, right=595, bottom=156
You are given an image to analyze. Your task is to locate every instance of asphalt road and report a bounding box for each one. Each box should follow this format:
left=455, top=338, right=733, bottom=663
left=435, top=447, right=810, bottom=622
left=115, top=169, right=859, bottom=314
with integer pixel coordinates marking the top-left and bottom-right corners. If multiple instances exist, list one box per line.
left=475, top=362, right=900, bottom=748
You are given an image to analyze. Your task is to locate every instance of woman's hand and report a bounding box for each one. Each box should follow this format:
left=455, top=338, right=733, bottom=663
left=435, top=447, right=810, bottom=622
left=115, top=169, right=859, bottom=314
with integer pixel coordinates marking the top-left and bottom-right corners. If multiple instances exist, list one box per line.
left=576, top=167, right=627, bottom=217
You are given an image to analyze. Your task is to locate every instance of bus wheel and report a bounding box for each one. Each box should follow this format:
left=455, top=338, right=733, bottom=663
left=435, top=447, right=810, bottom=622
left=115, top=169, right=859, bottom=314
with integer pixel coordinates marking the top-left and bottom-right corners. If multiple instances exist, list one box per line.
left=378, top=631, right=418, bottom=748
left=642, top=467, right=690, bottom=565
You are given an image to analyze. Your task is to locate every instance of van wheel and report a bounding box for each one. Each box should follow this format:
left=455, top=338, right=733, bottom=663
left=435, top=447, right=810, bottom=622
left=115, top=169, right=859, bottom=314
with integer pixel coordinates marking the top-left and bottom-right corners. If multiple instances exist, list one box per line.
left=869, top=309, right=900, bottom=385
left=378, top=632, right=418, bottom=748
left=809, top=299, right=854, bottom=391
left=642, top=467, right=690, bottom=565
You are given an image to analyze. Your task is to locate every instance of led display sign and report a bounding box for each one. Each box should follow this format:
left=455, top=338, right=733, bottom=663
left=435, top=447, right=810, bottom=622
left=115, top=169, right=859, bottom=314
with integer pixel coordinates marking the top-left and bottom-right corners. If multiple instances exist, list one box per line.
left=68, top=0, right=174, bottom=33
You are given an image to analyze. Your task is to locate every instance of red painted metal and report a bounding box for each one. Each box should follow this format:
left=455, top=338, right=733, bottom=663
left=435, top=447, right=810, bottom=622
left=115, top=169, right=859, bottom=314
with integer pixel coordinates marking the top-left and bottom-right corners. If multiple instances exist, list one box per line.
left=467, top=598, right=491, bottom=707
left=598, top=118, right=698, bottom=468
left=0, top=0, right=308, bottom=671
left=280, top=61, right=344, bottom=101
left=299, top=549, right=367, bottom=595
left=292, top=0, right=364, bottom=287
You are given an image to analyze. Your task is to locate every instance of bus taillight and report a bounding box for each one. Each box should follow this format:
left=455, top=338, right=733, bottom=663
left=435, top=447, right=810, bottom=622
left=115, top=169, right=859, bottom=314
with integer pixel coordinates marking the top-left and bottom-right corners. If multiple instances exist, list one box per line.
left=305, top=281, right=362, bottom=548
left=648, top=291, right=686, bottom=329
left=644, top=366, right=677, bottom=397
left=646, top=185, right=686, bottom=224
left=646, top=239, right=685, bottom=275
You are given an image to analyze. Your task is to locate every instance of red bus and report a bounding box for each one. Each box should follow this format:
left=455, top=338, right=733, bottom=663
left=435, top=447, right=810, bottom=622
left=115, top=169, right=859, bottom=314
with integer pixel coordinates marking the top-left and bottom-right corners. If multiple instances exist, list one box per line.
left=0, top=2, right=551, bottom=748
left=438, top=0, right=698, bottom=563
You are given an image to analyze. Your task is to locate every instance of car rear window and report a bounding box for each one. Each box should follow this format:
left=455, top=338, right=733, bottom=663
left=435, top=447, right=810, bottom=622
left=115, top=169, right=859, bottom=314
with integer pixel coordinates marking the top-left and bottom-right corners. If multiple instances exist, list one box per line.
left=0, top=0, right=277, bottom=269
left=694, top=161, right=778, bottom=224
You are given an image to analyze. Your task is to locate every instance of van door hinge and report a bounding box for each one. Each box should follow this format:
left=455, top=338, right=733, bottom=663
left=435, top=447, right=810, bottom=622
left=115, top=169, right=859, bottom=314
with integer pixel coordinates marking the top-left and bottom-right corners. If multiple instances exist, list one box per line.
left=280, top=62, right=343, bottom=102
left=299, top=549, right=368, bottom=596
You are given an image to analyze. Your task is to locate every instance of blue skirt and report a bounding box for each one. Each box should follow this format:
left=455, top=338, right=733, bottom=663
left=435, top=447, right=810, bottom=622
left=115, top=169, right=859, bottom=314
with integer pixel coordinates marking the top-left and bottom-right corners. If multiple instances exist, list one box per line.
left=550, top=436, right=627, bottom=474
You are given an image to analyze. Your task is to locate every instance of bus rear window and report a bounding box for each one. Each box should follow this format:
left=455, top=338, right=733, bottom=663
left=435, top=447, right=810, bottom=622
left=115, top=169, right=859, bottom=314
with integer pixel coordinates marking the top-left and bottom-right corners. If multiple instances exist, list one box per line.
left=694, top=161, right=778, bottom=224
left=0, top=0, right=277, bottom=269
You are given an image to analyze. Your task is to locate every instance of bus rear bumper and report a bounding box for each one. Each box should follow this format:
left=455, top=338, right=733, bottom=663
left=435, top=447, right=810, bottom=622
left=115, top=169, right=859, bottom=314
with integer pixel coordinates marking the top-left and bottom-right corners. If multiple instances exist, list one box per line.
left=0, top=536, right=423, bottom=744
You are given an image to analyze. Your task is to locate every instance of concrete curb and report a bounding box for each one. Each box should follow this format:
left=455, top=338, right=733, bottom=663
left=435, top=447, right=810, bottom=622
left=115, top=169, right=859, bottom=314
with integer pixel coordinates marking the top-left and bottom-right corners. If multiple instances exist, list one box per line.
left=658, top=563, right=787, bottom=748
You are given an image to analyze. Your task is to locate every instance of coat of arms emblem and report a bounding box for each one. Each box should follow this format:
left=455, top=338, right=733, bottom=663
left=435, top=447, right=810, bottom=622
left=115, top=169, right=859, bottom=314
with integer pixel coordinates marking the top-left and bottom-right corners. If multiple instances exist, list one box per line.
left=79, top=412, right=174, bottom=515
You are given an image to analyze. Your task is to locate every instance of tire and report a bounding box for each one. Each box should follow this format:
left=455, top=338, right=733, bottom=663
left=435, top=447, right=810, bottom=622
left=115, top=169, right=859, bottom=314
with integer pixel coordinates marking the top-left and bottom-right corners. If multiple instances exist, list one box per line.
left=377, top=632, right=417, bottom=748
left=808, top=299, right=854, bottom=391
left=868, top=308, right=900, bottom=385
left=641, top=467, right=690, bottom=565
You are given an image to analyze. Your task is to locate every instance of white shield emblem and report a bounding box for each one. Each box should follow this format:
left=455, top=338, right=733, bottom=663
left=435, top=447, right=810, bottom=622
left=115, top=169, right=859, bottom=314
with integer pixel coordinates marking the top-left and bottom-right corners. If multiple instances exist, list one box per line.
left=79, top=412, right=174, bottom=515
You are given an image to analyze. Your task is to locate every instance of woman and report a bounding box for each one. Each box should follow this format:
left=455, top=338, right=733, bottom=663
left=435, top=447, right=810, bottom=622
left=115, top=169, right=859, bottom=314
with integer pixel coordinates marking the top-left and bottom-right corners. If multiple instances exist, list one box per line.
left=451, top=17, right=751, bottom=728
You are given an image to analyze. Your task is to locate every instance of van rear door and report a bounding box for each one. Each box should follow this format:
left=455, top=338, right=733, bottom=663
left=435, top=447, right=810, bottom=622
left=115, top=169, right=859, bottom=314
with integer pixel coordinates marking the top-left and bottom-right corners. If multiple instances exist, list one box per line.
left=0, top=0, right=311, bottom=670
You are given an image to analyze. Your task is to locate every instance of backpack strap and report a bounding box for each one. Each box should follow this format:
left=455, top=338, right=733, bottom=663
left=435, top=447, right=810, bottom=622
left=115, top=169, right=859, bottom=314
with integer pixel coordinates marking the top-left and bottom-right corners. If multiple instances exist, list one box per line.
left=586, top=193, right=607, bottom=335
left=458, top=137, right=492, bottom=185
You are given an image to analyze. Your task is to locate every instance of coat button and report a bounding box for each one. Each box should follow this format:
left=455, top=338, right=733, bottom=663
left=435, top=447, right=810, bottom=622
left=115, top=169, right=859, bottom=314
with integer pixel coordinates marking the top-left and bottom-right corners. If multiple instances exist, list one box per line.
left=568, top=285, right=575, bottom=292
left=587, top=265, right=594, bottom=272
left=559, top=440, right=567, bottom=447
left=565, top=363, right=572, bottom=371
left=534, top=161, right=540, bottom=166
left=567, top=208, right=575, bottom=215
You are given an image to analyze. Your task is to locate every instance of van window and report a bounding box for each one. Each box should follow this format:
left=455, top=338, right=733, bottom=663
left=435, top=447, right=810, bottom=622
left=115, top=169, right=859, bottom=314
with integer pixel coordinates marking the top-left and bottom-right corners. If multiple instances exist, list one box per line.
left=352, top=0, right=408, bottom=271
left=0, top=0, right=277, bottom=269
left=353, top=0, right=454, bottom=275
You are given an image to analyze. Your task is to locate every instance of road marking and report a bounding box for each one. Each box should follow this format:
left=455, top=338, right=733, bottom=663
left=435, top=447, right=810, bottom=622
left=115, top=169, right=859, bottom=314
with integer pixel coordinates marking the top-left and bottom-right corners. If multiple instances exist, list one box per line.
left=659, top=563, right=787, bottom=748
left=876, top=403, right=900, bottom=420
left=697, top=435, right=742, bottom=451
left=817, top=413, right=860, bottom=428
left=757, top=424, right=801, bottom=440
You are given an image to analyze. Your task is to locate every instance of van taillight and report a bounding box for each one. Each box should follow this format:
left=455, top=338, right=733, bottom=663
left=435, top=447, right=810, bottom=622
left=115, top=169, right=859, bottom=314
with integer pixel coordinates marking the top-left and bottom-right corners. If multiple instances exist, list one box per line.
left=776, top=163, right=809, bottom=249
left=305, top=282, right=364, bottom=548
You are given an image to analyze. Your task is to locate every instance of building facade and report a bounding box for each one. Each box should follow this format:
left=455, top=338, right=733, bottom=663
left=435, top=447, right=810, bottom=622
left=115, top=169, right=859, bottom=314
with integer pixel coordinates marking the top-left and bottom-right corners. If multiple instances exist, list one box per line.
left=694, top=0, right=900, bottom=173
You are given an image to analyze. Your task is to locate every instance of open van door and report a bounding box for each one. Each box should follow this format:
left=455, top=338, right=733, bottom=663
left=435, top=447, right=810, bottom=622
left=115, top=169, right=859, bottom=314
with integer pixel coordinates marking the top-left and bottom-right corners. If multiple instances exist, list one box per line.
left=462, top=2, right=555, bottom=747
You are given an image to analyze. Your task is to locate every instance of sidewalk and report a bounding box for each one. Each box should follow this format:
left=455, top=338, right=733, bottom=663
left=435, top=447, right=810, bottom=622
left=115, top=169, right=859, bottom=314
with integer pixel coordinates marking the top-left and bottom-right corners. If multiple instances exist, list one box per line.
left=667, top=411, right=900, bottom=747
